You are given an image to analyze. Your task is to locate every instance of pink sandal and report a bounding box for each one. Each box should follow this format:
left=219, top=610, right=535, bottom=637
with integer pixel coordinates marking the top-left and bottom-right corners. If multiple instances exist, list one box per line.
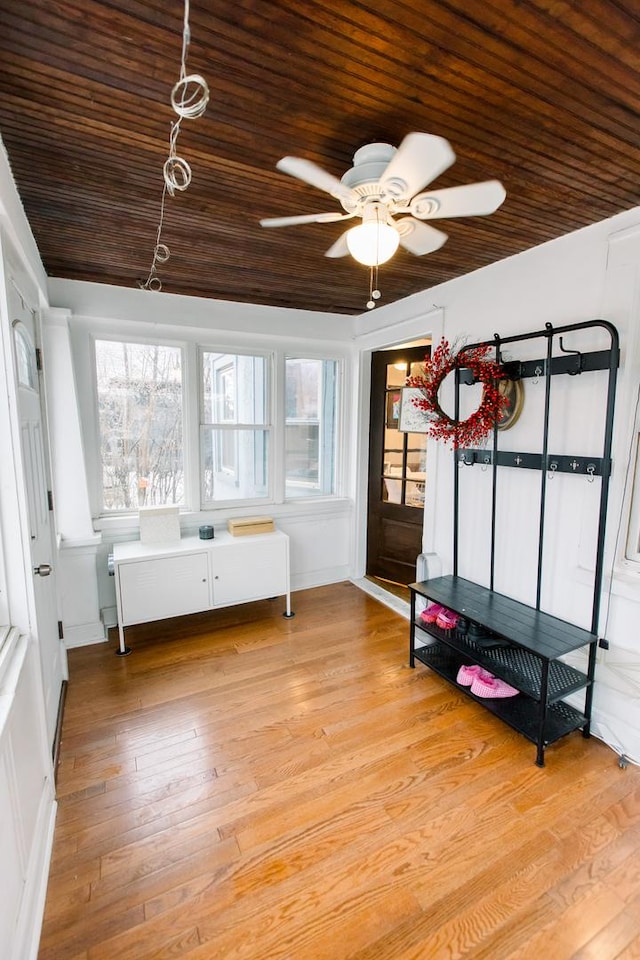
left=456, top=664, right=494, bottom=687
left=470, top=675, right=519, bottom=698
left=436, top=608, right=459, bottom=630
left=420, top=603, right=445, bottom=624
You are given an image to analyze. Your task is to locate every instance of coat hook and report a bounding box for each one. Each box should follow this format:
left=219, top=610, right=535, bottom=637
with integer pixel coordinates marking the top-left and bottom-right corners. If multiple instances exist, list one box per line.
left=532, top=365, right=543, bottom=384
left=481, top=454, right=491, bottom=472
left=548, top=460, right=558, bottom=479
left=587, top=463, right=596, bottom=483
left=558, top=337, right=583, bottom=375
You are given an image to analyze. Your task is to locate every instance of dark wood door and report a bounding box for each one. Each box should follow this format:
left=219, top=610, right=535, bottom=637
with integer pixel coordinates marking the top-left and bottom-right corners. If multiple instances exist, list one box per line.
left=366, top=344, right=431, bottom=585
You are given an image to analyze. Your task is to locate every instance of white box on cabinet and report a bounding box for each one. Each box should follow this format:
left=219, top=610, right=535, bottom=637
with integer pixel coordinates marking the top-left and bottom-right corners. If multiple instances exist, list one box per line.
left=139, top=505, right=181, bottom=544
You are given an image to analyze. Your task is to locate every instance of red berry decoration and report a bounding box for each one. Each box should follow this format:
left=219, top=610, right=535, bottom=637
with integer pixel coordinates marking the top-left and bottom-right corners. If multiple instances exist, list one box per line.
left=406, top=338, right=510, bottom=447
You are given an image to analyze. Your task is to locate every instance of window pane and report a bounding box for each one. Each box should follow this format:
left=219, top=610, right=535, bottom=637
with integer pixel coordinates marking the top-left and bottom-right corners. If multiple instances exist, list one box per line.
left=625, top=432, right=640, bottom=561
left=202, top=352, right=267, bottom=424
left=386, top=362, right=407, bottom=387
left=285, top=358, right=337, bottom=498
left=95, top=340, right=183, bottom=511
left=201, top=428, right=268, bottom=502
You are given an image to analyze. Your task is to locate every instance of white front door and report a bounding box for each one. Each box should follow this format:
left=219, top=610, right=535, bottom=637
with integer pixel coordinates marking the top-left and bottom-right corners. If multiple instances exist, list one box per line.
left=10, top=283, right=67, bottom=746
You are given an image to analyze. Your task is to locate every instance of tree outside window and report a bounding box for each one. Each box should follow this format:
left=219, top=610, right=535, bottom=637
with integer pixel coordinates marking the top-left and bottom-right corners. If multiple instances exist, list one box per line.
left=95, top=340, right=183, bottom=511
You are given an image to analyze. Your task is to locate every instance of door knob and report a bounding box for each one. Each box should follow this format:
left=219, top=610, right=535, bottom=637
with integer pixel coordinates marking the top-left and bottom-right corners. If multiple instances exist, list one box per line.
left=33, top=563, right=52, bottom=577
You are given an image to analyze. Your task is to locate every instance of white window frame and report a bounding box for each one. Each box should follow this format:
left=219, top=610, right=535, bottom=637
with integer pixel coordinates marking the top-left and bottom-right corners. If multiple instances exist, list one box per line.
left=199, top=347, right=273, bottom=509
left=620, top=384, right=640, bottom=574
left=284, top=355, right=339, bottom=499
left=83, top=329, right=344, bottom=521
left=90, top=333, right=189, bottom=516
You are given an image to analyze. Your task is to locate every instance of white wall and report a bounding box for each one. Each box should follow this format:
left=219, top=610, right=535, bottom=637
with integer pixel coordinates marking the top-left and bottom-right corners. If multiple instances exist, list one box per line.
left=354, top=205, right=640, bottom=765
left=45, top=280, right=359, bottom=629
left=0, top=140, right=57, bottom=960
left=48, top=278, right=354, bottom=343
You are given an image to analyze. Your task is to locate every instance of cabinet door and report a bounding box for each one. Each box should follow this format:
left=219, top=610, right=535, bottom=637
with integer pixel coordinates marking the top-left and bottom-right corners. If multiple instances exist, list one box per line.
left=118, top=552, right=210, bottom=625
left=212, top=537, right=287, bottom=607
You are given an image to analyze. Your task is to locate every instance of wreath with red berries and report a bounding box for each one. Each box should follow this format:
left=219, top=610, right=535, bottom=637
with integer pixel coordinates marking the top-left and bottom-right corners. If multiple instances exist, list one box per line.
left=406, top=338, right=509, bottom=447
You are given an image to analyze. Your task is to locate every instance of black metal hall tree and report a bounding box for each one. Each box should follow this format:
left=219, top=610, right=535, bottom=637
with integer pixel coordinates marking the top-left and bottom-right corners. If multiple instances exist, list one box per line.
left=409, top=319, right=619, bottom=766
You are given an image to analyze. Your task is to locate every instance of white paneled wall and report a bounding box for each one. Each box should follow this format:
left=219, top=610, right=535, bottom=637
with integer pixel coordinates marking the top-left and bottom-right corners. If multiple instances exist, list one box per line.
left=0, top=629, right=56, bottom=960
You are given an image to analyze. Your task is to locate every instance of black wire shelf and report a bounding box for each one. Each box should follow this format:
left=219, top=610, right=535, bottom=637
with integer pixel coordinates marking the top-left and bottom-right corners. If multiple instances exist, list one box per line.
left=414, top=620, right=589, bottom=703
left=413, top=641, right=587, bottom=746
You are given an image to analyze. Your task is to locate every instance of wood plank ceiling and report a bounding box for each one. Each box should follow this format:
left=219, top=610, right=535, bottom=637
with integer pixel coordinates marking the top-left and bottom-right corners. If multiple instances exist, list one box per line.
left=0, top=1, right=638, bottom=315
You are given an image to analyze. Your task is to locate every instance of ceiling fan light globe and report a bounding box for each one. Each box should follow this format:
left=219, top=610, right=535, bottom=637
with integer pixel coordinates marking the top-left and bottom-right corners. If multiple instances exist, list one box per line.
left=346, top=221, right=400, bottom=266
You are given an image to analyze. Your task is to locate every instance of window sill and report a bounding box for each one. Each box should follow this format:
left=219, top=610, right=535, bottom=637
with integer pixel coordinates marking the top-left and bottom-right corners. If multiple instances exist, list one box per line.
left=94, top=497, right=352, bottom=540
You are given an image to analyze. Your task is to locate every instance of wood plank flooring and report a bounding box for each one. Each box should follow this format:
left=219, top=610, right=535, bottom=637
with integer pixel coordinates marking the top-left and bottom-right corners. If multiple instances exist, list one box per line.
left=39, top=582, right=640, bottom=959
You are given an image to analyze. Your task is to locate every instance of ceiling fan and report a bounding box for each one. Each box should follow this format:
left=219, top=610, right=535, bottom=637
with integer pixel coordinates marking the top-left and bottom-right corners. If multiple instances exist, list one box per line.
left=260, top=133, right=506, bottom=273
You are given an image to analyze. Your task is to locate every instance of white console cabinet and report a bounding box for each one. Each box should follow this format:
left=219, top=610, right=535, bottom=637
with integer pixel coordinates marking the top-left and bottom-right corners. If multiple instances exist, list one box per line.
left=112, top=530, right=292, bottom=654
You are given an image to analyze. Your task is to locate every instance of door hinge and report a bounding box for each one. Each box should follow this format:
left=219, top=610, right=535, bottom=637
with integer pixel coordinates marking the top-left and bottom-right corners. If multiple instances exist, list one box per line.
left=35, top=347, right=43, bottom=372
left=58, top=620, right=64, bottom=640
left=47, top=490, right=54, bottom=511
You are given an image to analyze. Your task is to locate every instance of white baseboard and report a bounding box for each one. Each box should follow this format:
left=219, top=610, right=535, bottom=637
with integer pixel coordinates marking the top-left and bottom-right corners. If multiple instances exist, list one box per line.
left=64, top=620, right=107, bottom=648
left=351, top=577, right=410, bottom=619
left=12, top=791, right=57, bottom=960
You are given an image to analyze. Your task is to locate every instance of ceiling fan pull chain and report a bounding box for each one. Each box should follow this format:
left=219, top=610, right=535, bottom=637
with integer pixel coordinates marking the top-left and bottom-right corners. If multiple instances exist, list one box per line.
left=367, top=266, right=375, bottom=309
left=366, top=264, right=382, bottom=310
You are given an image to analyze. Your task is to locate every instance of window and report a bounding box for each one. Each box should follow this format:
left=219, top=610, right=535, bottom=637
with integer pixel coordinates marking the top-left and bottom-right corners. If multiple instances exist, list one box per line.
left=92, top=337, right=340, bottom=515
left=285, top=358, right=337, bottom=498
left=13, top=320, right=37, bottom=389
left=201, top=352, right=269, bottom=504
left=625, top=428, right=640, bottom=566
left=95, top=340, right=183, bottom=511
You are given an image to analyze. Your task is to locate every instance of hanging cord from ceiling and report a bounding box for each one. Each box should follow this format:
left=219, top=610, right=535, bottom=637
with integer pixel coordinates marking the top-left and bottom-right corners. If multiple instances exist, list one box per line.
left=139, top=0, right=209, bottom=292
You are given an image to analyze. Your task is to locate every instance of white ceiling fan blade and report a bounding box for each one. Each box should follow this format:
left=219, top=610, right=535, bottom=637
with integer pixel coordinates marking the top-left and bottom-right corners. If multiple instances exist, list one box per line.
left=260, top=211, right=350, bottom=228
left=396, top=218, right=448, bottom=256
left=276, top=156, right=356, bottom=201
left=410, top=180, right=506, bottom=220
left=324, top=232, right=350, bottom=258
left=379, top=133, right=455, bottom=202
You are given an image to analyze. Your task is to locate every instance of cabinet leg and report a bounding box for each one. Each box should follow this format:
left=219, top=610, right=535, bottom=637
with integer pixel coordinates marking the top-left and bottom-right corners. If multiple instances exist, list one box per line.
left=282, top=593, right=295, bottom=618
left=535, top=744, right=545, bottom=767
left=115, top=624, right=132, bottom=657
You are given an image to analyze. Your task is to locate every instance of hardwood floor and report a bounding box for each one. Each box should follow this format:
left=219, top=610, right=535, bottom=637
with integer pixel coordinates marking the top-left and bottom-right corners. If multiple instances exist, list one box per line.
left=40, top=582, right=640, bottom=960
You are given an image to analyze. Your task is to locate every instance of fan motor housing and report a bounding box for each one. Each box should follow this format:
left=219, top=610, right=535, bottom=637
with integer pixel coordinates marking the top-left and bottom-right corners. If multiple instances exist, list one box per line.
left=340, top=142, right=396, bottom=189
left=340, top=142, right=398, bottom=212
